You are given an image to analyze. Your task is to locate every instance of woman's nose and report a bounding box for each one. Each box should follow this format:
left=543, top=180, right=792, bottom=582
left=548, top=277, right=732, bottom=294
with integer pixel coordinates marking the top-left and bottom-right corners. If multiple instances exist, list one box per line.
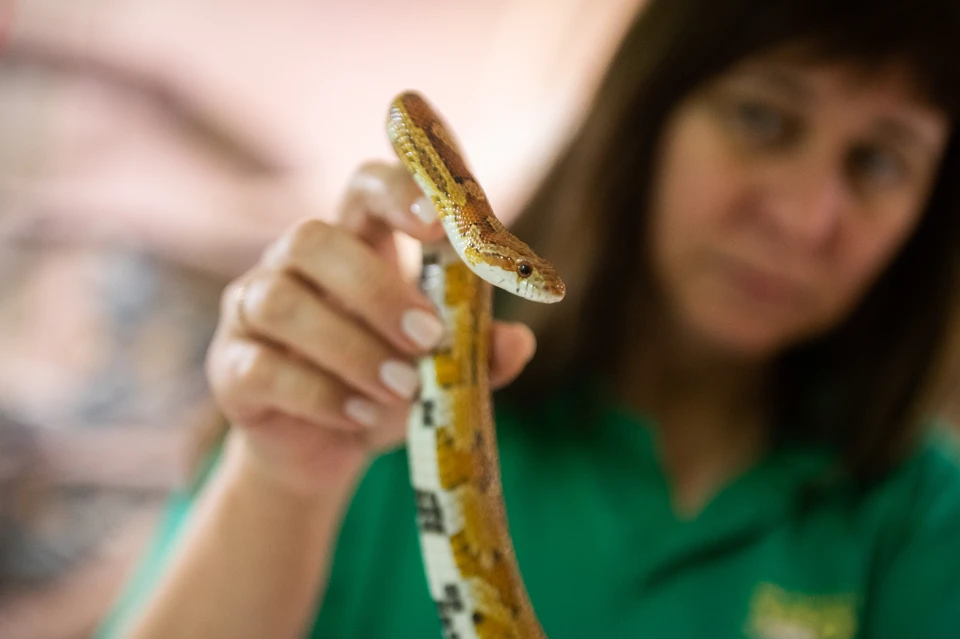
left=765, top=157, right=845, bottom=251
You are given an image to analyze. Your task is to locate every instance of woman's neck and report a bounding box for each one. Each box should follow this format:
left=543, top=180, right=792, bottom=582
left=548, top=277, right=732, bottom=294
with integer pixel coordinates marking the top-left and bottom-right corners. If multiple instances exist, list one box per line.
left=619, top=308, right=771, bottom=517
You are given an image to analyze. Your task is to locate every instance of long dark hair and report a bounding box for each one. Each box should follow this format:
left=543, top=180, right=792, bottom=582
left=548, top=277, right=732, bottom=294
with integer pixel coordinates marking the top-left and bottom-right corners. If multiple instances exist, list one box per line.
left=496, top=0, right=960, bottom=480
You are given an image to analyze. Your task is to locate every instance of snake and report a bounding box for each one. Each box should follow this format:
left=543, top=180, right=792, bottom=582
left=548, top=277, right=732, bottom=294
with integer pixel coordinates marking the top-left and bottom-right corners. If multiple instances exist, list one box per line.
left=386, top=91, right=565, bottom=639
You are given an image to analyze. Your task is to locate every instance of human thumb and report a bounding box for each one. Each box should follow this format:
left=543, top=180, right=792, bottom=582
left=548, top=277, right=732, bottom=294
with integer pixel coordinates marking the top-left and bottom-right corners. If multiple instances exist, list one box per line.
left=489, top=321, right=536, bottom=390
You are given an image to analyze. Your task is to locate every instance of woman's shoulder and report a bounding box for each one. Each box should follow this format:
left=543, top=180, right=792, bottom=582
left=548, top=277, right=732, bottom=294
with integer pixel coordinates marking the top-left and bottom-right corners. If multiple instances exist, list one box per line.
left=856, top=423, right=960, bottom=637
left=917, top=422, right=960, bottom=479
left=852, top=422, right=960, bottom=549
left=881, top=423, right=960, bottom=525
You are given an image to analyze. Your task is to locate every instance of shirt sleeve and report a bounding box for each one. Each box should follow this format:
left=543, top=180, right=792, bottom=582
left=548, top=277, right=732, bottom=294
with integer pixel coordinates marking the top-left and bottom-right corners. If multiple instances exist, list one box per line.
left=92, top=445, right=223, bottom=639
left=862, top=432, right=960, bottom=639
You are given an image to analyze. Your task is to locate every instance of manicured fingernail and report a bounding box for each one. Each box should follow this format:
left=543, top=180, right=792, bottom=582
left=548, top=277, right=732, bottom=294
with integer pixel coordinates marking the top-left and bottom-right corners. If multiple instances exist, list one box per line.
left=410, top=197, right=438, bottom=224
left=344, top=397, right=379, bottom=428
left=402, top=308, right=445, bottom=349
left=380, top=360, right=419, bottom=399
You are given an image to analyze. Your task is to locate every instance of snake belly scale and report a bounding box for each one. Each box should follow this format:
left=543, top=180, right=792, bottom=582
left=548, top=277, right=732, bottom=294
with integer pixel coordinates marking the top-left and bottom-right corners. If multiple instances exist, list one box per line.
left=386, top=92, right=565, bottom=639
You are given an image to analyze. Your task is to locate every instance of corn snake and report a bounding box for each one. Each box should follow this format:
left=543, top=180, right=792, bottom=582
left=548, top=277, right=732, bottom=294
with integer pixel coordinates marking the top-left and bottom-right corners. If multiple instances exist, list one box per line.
left=386, top=92, right=565, bottom=639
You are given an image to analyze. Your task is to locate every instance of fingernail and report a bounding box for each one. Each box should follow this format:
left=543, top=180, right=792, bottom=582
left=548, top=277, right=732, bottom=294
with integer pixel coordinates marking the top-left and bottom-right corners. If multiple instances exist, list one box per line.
left=380, top=360, right=419, bottom=399
left=344, top=397, right=379, bottom=428
left=410, top=197, right=438, bottom=224
left=402, top=308, right=445, bottom=349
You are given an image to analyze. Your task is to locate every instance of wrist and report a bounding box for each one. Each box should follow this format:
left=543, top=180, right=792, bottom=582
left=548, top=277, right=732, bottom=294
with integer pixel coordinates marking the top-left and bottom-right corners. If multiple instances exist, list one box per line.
left=222, top=431, right=364, bottom=513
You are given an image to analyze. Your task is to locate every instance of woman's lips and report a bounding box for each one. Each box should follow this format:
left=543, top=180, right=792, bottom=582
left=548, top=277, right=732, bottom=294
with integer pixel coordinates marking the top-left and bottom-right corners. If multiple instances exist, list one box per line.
left=720, top=256, right=809, bottom=308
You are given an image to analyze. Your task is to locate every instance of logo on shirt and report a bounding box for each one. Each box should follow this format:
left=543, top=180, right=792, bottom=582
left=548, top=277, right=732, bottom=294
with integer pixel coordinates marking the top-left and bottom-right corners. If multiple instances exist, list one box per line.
left=745, top=582, right=858, bottom=639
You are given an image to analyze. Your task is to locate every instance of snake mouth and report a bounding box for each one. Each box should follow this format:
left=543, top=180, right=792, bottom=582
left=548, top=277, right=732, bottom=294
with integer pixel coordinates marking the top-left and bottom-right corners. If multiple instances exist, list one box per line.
left=537, top=282, right=565, bottom=303
left=533, top=266, right=566, bottom=303
left=543, top=281, right=566, bottom=302
left=518, top=275, right=565, bottom=304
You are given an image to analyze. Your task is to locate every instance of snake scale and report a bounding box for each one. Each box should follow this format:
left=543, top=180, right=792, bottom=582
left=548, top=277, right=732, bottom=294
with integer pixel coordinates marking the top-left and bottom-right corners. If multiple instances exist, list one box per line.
left=386, top=92, right=565, bottom=639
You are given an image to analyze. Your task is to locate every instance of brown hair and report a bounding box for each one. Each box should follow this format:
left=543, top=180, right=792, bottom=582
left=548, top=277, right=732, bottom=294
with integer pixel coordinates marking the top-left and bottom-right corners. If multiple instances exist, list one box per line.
left=496, top=0, right=960, bottom=480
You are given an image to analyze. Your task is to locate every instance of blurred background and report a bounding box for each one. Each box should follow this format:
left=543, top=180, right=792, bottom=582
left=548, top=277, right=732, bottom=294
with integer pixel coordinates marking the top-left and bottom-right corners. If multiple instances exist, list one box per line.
left=0, top=1, right=958, bottom=638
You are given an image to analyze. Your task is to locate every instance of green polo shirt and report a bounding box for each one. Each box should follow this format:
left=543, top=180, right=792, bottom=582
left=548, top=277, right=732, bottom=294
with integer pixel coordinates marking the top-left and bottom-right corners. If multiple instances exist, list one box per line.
left=98, top=383, right=960, bottom=639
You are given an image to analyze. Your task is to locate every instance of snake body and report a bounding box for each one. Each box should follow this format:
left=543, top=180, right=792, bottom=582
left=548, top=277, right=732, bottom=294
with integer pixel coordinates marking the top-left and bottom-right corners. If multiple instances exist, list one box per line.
left=386, top=92, right=564, bottom=639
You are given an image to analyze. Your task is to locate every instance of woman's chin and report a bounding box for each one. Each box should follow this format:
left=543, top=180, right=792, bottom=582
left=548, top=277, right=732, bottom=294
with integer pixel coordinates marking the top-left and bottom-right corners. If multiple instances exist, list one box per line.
left=682, top=306, right=802, bottom=362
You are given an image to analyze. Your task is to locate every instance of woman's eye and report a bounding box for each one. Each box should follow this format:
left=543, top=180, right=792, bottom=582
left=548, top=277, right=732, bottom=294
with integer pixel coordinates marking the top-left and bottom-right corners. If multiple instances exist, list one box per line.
left=848, top=145, right=907, bottom=189
left=732, top=100, right=794, bottom=146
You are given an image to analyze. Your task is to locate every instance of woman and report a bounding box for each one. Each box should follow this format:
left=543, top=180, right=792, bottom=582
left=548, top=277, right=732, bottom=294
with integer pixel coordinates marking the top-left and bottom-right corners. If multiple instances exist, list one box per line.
left=100, top=0, right=960, bottom=637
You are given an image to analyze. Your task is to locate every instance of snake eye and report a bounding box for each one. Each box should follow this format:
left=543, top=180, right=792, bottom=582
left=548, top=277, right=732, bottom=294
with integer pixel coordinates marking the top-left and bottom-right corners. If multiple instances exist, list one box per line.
left=517, top=261, right=533, bottom=278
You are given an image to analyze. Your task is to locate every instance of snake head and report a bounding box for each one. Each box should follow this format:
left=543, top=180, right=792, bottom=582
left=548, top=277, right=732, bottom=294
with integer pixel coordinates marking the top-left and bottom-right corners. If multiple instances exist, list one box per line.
left=387, top=90, right=565, bottom=305
left=510, top=256, right=565, bottom=303
left=442, top=217, right=566, bottom=304
left=466, top=246, right=565, bottom=304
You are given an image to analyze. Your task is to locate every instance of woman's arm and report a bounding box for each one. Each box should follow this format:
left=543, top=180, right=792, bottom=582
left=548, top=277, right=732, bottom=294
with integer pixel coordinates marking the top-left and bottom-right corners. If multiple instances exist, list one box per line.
left=117, top=433, right=358, bottom=639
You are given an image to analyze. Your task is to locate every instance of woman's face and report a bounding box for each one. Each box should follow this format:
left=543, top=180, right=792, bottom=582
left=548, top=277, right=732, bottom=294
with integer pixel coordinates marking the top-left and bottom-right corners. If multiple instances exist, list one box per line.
left=649, top=52, right=951, bottom=359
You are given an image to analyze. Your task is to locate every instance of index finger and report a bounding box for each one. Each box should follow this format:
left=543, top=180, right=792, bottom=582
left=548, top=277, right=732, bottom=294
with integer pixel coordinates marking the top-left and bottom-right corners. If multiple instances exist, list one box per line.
left=338, top=161, right=446, bottom=250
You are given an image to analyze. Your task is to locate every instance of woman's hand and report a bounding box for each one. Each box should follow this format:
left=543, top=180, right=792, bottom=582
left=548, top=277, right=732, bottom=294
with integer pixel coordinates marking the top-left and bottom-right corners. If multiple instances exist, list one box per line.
left=205, top=161, right=536, bottom=497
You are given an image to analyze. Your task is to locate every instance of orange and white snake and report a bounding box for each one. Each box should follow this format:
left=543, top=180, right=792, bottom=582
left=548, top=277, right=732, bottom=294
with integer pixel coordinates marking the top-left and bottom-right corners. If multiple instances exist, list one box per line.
left=387, top=92, right=565, bottom=639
